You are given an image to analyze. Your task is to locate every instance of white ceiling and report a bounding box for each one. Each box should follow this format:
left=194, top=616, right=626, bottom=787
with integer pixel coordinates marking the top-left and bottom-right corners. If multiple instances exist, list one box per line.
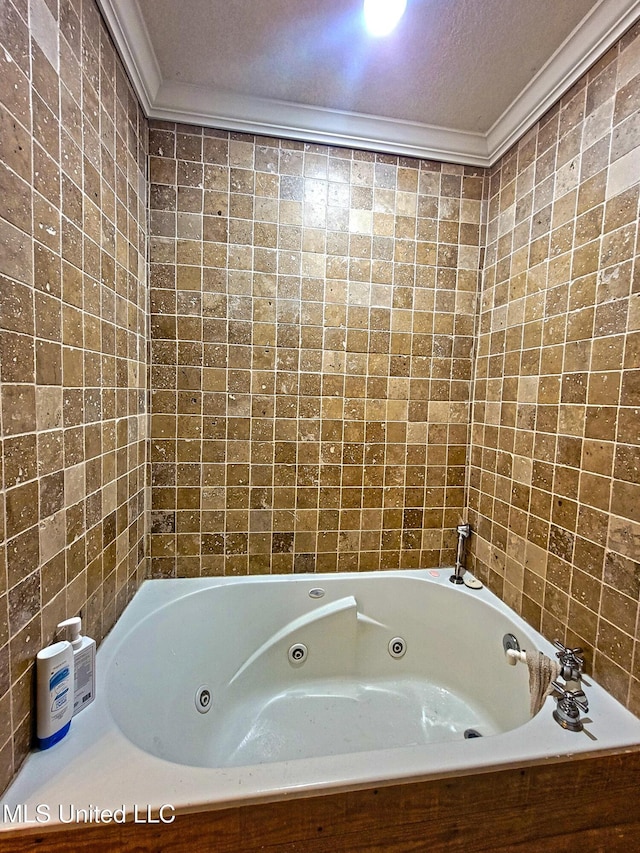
left=98, top=0, right=640, bottom=165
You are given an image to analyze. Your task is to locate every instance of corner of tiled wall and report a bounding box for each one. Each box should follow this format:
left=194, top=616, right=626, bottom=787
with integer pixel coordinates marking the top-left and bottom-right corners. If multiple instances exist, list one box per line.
left=0, top=0, right=148, bottom=791
left=1, top=0, right=640, bottom=804
left=468, top=21, right=640, bottom=715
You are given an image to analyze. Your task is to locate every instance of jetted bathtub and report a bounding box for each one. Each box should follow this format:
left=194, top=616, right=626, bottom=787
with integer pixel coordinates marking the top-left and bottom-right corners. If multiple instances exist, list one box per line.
left=3, top=569, right=640, bottom=826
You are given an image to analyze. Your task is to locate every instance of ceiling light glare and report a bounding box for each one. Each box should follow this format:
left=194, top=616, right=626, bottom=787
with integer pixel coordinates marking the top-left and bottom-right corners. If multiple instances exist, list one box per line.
left=363, top=0, right=407, bottom=36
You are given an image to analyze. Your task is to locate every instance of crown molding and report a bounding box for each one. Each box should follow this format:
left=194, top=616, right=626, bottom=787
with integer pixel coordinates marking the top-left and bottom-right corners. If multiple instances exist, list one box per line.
left=97, top=0, right=161, bottom=113
left=487, top=0, right=640, bottom=163
left=98, top=0, right=640, bottom=168
left=152, top=81, right=491, bottom=165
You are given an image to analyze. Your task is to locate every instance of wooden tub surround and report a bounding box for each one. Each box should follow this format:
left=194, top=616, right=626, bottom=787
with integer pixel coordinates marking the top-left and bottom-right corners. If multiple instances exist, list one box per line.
left=1, top=748, right=639, bottom=853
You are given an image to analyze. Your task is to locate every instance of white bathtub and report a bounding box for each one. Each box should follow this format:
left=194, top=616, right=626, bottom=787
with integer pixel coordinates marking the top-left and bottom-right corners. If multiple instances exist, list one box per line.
left=3, top=569, right=640, bottom=827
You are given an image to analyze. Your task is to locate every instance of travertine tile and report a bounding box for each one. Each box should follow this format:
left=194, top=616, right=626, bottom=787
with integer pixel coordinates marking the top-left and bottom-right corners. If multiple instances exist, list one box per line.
left=149, top=126, right=483, bottom=581
left=0, top=0, right=147, bottom=791
left=3, top=0, right=640, bottom=804
left=469, top=23, right=640, bottom=707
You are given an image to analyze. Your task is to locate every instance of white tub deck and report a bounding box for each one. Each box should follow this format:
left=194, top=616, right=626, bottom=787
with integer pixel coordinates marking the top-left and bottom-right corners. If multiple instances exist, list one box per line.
left=2, top=569, right=640, bottom=831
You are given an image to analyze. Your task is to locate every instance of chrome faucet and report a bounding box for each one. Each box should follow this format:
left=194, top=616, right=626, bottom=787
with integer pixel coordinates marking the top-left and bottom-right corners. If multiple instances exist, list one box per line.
left=552, top=681, right=589, bottom=732
left=553, top=640, right=584, bottom=690
left=449, top=523, right=471, bottom=584
left=551, top=641, right=588, bottom=731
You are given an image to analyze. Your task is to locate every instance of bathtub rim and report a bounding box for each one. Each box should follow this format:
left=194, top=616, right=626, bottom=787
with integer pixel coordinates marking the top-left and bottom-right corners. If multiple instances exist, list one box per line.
left=3, top=568, right=640, bottom=829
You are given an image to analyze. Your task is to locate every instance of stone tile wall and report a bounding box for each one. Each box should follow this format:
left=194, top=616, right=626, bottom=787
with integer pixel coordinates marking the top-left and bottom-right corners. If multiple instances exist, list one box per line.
left=1, top=0, right=639, bottom=802
left=0, top=0, right=148, bottom=789
left=147, top=125, right=484, bottom=577
left=468, top=23, right=640, bottom=713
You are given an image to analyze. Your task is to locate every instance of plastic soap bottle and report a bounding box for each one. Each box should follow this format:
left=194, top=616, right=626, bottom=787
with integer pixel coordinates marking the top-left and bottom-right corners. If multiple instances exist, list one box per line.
left=36, top=641, right=74, bottom=749
left=57, top=616, right=96, bottom=715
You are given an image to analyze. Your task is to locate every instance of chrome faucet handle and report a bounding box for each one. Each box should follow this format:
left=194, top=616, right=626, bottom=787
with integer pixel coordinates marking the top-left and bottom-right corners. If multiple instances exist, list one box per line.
left=553, top=639, right=584, bottom=681
left=551, top=682, right=588, bottom=711
left=551, top=680, right=589, bottom=732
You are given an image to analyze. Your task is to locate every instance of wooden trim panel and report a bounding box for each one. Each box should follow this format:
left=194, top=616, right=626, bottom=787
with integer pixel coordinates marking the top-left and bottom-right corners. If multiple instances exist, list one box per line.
left=2, top=749, right=640, bottom=852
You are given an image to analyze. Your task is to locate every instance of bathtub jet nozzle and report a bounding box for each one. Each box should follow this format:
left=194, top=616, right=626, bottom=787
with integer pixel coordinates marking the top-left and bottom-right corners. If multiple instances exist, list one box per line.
left=450, top=523, right=471, bottom=585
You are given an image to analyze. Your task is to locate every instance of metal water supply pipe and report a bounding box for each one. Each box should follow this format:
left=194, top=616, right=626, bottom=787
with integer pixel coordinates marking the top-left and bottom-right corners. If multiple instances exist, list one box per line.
left=449, top=523, right=471, bottom=584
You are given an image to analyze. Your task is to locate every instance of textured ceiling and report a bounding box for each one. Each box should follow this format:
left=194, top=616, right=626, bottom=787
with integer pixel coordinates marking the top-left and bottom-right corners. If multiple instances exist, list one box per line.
left=98, top=0, right=640, bottom=164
